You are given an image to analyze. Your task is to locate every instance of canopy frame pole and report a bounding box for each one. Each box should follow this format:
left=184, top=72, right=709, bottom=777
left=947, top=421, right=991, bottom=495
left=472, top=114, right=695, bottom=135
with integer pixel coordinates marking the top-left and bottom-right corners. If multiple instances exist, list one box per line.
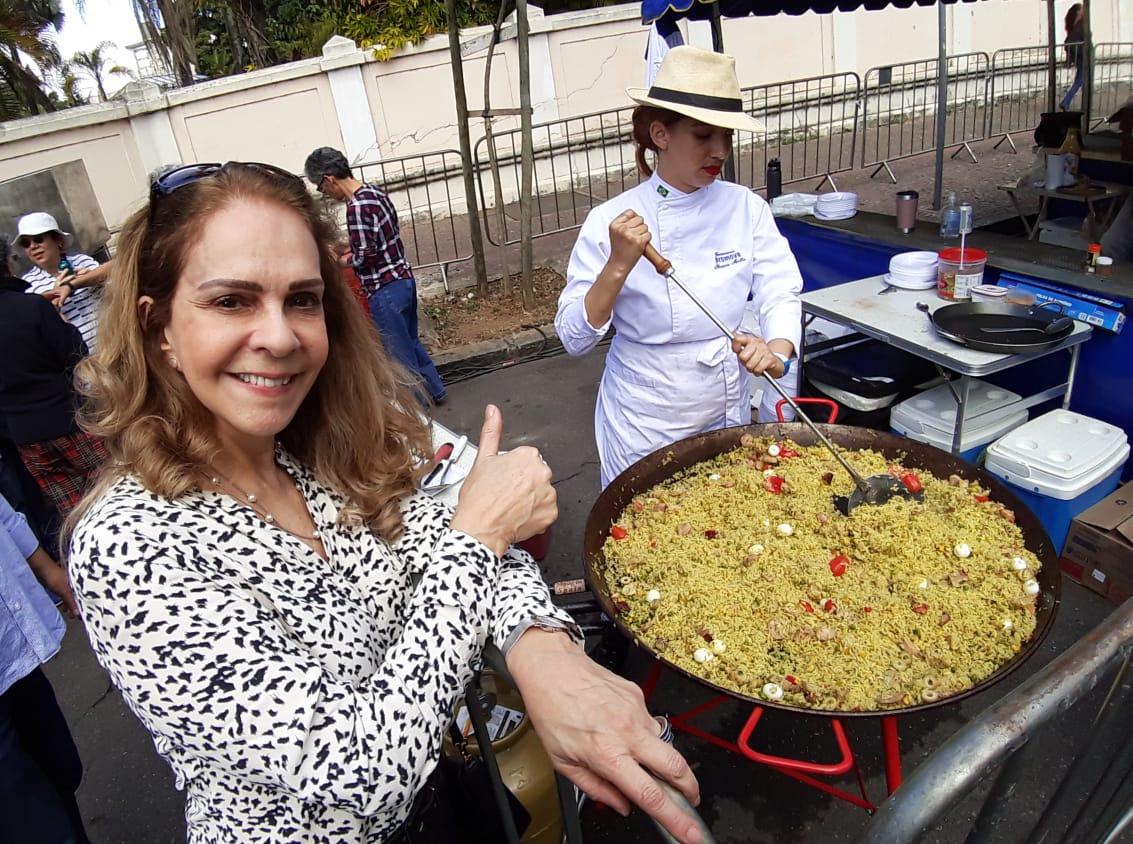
left=932, top=0, right=948, bottom=210
left=1046, top=0, right=1057, bottom=113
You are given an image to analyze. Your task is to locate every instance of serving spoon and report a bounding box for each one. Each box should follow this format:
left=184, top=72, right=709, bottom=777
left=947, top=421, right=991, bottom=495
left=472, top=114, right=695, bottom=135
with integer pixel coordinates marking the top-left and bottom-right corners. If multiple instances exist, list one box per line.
left=642, top=243, right=921, bottom=515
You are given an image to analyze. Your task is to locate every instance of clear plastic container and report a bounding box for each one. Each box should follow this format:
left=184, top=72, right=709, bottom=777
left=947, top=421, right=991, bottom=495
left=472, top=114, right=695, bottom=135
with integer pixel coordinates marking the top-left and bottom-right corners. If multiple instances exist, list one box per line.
left=937, top=247, right=987, bottom=301
left=970, top=284, right=1007, bottom=303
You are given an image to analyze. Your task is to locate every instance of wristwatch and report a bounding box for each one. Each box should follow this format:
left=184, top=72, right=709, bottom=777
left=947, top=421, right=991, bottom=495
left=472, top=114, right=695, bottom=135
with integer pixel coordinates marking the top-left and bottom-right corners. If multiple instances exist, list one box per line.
left=772, top=352, right=792, bottom=377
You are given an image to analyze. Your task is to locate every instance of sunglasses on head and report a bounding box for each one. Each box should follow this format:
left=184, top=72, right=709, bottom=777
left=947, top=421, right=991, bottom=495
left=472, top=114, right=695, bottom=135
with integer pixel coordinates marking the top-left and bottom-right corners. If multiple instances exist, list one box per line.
left=17, top=233, right=53, bottom=249
left=149, top=162, right=304, bottom=216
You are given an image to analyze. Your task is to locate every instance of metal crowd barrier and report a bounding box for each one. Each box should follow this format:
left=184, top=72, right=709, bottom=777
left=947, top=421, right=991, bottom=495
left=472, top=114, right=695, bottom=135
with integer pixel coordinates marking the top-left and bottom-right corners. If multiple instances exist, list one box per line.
left=354, top=149, right=474, bottom=291
left=736, top=72, right=861, bottom=192
left=1090, top=42, right=1133, bottom=129
left=473, top=106, right=638, bottom=248
left=987, top=43, right=1082, bottom=152
left=860, top=597, right=1133, bottom=843
left=861, top=52, right=989, bottom=183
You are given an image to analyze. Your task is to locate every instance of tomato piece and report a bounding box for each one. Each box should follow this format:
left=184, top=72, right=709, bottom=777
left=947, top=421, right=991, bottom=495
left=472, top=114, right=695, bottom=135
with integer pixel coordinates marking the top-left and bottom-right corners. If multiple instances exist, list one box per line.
left=823, top=599, right=837, bottom=613
left=829, top=554, right=850, bottom=577
left=974, top=494, right=990, bottom=503
left=800, top=600, right=815, bottom=614
left=764, top=475, right=784, bottom=494
left=911, top=603, right=929, bottom=615
left=785, top=674, right=798, bottom=685
left=899, top=472, right=924, bottom=495
left=779, top=447, right=799, bottom=459
left=610, top=525, right=628, bottom=540
left=863, top=606, right=873, bottom=613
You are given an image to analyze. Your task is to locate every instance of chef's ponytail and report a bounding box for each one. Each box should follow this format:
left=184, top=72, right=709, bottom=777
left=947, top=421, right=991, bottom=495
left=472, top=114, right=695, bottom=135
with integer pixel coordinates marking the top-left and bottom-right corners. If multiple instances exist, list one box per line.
left=632, top=106, right=684, bottom=177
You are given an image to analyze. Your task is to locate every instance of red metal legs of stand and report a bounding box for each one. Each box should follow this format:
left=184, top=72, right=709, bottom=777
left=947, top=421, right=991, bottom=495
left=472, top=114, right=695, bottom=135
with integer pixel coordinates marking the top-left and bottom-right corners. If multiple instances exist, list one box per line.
left=641, top=661, right=904, bottom=812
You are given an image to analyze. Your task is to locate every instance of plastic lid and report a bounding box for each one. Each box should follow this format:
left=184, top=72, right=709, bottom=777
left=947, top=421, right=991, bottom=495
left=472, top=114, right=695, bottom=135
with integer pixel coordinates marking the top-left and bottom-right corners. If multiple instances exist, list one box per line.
left=891, top=380, right=1024, bottom=437
left=939, top=247, right=987, bottom=263
left=971, top=284, right=1006, bottom=296
left=1097, top=256, right=1113, bottom=266
left=985, top=410, right=1130, bottom=499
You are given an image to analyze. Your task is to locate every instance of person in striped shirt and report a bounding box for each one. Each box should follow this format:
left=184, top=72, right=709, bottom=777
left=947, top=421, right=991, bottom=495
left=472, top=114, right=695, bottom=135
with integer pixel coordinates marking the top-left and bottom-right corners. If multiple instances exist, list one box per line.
left=303, top=148, right=446, bottom=405
left=15, top=212, right=112, bottom=354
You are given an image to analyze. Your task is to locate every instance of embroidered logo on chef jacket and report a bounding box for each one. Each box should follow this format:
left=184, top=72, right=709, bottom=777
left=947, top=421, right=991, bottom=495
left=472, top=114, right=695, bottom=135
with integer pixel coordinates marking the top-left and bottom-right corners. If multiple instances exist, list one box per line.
left=656, top=184, right=670, bottom=197
left=713, top=249, right=746, bottom=269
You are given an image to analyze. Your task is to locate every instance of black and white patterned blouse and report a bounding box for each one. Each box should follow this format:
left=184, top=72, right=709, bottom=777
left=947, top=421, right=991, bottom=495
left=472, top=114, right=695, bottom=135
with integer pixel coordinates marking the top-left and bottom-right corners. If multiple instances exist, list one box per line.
left=68, top=450, right=578, bottom=842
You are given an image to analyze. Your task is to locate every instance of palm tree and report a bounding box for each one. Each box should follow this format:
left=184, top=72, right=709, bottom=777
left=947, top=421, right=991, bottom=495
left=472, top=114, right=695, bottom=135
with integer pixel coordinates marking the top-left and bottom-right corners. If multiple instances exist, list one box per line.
left=68, top=41, right=131, bottom=101
left=129, top=0, right=197, bottom=86
left=0, top=0, right=64, bottom=118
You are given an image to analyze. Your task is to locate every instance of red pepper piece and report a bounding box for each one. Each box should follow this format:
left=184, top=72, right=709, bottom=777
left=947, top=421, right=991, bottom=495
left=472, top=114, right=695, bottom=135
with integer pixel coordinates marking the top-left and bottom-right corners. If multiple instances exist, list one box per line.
left=610, top=525, right=628, bottom=540
left=829, top=554, right=850, bottom=577
left=779, top=447, right=799, bottom=459
left=764, top=475, right=784, bottom=494
left=823, top=599, right=837, bottom=613
left=974, top=494, right=990, bottom=503
left=800, top=600, right=815, bottom=614
left=911, top=603, right=929, bottom=615
left=899, top=472, right=924, bottom=495
left=863, top=606, right=873, bottom=613
left=786, top=674, right=798, bottom=685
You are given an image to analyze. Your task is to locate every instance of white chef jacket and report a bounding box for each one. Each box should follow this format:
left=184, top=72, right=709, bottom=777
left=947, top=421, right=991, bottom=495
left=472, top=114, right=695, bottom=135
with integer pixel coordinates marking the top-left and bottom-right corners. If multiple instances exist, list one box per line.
left=556, top=171, right=804, bottom=488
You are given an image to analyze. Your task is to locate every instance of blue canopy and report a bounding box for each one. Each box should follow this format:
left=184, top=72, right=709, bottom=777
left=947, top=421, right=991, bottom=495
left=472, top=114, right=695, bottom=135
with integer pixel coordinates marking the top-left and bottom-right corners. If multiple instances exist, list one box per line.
left=643, top=0, right=985, bottom=24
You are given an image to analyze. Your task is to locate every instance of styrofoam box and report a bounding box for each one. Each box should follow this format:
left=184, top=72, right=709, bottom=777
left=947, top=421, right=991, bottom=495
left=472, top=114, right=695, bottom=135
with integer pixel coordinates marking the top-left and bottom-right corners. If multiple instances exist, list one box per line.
left=890, top=380, right=1028, bottom=460
left=985, top=410, right=1130, bottom=500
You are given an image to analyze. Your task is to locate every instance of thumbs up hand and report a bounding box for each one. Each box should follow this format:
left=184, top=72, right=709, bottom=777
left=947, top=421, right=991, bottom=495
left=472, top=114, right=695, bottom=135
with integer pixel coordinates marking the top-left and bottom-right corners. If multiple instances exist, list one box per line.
left=449, top=404, right=558, bottom=557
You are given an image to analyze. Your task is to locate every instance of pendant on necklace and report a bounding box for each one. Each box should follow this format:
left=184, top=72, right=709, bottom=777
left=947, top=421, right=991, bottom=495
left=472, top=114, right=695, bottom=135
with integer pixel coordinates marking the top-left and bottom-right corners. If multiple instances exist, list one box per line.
left=264, top=513, right=275, bottom=524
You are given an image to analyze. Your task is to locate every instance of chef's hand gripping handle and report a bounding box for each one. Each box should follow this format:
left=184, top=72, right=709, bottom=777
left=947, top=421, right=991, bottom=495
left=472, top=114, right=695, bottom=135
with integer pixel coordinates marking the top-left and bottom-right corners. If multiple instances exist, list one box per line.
left=643, top=243, right=673, bottom=277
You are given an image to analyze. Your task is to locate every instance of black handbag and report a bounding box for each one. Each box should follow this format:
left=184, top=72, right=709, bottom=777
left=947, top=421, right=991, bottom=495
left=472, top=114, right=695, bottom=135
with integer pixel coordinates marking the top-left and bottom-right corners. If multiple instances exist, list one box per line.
left=385, top=726, right=531, bottom=844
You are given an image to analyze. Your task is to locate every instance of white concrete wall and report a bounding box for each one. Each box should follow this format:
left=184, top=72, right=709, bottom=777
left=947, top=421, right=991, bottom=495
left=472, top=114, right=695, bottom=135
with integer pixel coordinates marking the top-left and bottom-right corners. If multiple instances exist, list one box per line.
left=1, top=0, right=1128, bottom=233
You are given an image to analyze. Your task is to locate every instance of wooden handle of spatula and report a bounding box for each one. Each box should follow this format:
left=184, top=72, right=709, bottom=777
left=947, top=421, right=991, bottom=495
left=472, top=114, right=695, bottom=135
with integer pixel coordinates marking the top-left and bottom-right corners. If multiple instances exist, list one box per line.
left=642, top=243, right=672, bottom=276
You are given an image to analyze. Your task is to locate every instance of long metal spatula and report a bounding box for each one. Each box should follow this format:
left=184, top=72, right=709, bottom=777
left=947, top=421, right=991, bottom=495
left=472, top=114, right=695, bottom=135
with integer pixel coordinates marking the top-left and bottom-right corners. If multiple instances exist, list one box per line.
left=642, top=243, right=920, bottom=515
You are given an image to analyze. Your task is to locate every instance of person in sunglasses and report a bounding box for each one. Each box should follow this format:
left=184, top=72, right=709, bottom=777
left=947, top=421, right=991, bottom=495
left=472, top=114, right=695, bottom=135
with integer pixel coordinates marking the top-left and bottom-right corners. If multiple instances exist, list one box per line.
left=65, top=162, right=703, bottom=844
left=0, top=235, right=107, bottom=527
left=15, top=213, right=113, bottom=354
left=303, top=147, right=446, bottom=406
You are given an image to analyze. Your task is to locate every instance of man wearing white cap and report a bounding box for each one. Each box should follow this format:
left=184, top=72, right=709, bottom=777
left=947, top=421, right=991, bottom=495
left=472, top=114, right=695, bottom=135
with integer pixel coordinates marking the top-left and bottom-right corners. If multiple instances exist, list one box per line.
left=556, top=46, right=804, bottom=488
left=15, top=212, right=112, bottom=354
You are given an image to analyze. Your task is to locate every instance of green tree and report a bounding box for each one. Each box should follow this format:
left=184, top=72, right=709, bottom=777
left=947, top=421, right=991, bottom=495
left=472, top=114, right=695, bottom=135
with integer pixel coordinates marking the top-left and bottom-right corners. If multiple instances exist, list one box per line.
left=68, top=40, right=131, bottom=100
left=129, top=0, right=197, bottom=86
left=0, top=0, right=63, bottom=119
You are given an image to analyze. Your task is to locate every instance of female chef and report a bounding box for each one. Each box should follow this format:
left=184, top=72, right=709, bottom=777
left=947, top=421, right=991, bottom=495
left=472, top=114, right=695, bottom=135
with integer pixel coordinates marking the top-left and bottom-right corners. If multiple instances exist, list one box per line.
left=555, top=46, right=804, bottom=488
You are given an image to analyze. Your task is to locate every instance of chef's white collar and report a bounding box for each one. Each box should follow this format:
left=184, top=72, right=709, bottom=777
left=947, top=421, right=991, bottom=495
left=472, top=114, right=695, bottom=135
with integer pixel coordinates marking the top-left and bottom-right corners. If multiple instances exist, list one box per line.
left=648, top=170, right=709, bottom=207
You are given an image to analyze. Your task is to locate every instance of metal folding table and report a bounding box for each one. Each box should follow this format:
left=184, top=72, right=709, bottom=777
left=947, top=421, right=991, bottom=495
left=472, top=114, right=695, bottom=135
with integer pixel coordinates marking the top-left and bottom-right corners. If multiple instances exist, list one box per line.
left=800, top=278, right=1093, bottom=454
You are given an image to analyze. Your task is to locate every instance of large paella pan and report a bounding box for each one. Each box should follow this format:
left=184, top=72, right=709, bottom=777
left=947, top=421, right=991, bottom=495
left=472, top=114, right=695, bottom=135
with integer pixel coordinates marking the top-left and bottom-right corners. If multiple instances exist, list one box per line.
left=583, top=423, right=1061, bottom=718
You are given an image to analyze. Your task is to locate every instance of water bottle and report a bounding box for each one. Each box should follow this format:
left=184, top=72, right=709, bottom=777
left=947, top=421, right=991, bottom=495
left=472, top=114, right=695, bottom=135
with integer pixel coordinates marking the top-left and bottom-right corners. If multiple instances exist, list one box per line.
left=940, top=191, right=961, bottom=239
left=766, top=158, right=782, bottom=201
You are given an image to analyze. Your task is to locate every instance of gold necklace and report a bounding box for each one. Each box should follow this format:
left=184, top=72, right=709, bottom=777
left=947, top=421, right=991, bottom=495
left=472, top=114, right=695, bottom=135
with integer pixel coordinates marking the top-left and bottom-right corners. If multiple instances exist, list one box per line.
left=205, top=466, right=321, bottom=542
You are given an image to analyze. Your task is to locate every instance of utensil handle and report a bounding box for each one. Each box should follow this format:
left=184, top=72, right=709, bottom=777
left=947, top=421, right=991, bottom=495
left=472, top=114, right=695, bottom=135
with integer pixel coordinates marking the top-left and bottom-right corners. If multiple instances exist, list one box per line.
left=759, top=372, right=869, bottom=490
left=642, top=243, right=673, bottom=276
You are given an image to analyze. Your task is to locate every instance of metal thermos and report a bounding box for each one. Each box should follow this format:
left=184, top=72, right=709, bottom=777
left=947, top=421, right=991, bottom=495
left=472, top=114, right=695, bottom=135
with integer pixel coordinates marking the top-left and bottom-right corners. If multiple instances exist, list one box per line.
left=766, top=158, right=782, bottom=200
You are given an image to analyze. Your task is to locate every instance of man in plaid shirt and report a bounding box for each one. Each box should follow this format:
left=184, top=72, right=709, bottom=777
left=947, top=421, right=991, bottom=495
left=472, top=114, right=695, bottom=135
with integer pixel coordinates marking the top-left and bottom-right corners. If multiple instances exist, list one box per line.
left=304, top=147, right=446, bottom=404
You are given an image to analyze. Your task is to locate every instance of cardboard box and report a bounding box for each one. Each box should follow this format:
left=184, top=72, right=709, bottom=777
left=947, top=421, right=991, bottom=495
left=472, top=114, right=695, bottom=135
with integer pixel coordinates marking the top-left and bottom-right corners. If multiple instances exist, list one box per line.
left=1060, top=481, right=1133, bottom=604
left=996, top=274, right=1126, bottom=333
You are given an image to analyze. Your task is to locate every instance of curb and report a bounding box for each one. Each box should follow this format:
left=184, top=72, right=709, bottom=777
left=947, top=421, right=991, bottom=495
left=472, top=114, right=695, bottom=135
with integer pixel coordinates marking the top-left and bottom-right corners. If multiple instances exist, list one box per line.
left=433, top=322, right=562, bottom=378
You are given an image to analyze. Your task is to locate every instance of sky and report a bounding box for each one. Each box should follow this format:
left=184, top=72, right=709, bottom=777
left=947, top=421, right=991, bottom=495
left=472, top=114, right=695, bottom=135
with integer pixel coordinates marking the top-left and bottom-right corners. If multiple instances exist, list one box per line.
left=55, top=0, right=145, bottom=99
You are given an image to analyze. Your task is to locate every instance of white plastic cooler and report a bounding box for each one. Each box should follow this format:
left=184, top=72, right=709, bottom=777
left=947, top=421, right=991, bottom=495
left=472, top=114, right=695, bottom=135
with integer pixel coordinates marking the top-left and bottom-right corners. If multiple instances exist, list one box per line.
left=889, top=380, right=1028, bottom=463
left=984, top=409, right=1130, bottom=552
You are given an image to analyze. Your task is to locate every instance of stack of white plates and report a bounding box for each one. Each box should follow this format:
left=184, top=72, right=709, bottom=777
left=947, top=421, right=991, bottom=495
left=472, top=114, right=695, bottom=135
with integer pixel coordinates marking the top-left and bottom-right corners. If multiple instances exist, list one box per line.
left=814, top=192, right=859, bottom=220
left=883, top=251, right=938, bottom=289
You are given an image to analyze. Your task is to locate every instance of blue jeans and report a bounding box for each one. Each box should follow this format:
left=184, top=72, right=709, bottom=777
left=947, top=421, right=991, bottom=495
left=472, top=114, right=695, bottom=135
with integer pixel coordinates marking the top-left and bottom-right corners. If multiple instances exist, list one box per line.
left=1060, top=67, right=1083, bottom=110
left=369, top=278, right=446, bottom=403
left=0, top=668, right=90, bottom=843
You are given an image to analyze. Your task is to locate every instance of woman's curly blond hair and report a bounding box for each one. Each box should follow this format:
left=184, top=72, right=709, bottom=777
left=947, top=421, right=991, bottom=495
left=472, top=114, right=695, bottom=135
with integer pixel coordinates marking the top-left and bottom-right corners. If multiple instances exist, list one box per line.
left=67, top=163, right=431, bottom=543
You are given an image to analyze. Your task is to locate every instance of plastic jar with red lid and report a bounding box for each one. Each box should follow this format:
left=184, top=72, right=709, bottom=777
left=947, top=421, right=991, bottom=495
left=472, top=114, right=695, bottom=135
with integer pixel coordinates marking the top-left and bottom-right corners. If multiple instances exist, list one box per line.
left=937, top=247, right=987, bottom=300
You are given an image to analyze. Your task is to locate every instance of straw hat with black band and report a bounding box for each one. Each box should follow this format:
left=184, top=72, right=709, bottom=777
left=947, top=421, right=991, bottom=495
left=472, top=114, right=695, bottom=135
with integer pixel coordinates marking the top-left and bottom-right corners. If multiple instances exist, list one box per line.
left=626, top=46, right=765, bottom=133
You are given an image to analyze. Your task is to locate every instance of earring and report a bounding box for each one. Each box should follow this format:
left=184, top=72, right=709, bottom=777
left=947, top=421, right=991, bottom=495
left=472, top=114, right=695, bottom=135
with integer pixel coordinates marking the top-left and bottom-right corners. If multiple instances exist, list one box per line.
left=167, top=356, right=180, bottom=371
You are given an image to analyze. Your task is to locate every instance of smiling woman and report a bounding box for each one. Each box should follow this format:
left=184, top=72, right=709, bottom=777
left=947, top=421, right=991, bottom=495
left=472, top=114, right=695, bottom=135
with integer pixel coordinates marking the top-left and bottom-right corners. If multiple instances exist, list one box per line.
left=61, top=162, right=705, bottom=844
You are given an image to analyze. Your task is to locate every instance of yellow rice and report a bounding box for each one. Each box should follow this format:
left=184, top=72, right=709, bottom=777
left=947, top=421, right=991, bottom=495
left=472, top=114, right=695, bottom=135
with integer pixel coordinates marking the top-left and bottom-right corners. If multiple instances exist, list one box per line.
left=599, top=436, right=1041, bottom=712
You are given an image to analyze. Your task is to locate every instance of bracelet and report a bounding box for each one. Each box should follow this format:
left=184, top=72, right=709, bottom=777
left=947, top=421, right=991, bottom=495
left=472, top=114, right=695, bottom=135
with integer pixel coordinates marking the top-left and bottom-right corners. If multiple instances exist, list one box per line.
left=773, top=351, right=792, bottom=377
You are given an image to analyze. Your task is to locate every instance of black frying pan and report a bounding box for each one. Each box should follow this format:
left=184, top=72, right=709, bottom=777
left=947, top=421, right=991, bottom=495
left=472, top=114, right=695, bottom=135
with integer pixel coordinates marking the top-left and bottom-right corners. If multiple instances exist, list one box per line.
left=583, top=423, right=1061, bottom=719
left=927, top=302, right=1075, bottom=353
